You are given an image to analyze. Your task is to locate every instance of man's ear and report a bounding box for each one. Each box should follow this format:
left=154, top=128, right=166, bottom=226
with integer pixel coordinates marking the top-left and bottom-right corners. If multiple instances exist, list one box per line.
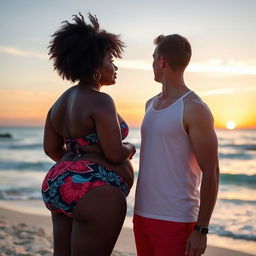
left=159, top=56, right=166, bottom=68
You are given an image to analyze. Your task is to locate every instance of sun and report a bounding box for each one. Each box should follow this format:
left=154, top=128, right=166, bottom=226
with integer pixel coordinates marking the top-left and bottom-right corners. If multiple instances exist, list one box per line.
left=226, top=121, right=236, bottom=130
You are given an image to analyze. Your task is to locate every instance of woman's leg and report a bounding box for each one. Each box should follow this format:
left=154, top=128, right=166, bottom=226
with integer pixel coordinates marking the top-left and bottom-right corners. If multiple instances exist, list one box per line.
left=71, top=185, right=127, bottom=256
left=51, top=213, right=73, bottom=256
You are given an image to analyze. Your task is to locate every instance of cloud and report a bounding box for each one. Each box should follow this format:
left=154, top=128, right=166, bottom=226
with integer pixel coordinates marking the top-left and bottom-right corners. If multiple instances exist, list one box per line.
left=198, top=88, right=234, bottom=96
left=0, top=89, right=53, bottom=98
left=198, top=86, right=256, bottom=96
left=1, top=46, right=256, bottom=75
left=0, top=46, right=48, bottom=59
left=116, top=58, right=256, bottom=75
left=187, top=59, right=256, bottom=75
left=115, top=59, right=151, bottom=71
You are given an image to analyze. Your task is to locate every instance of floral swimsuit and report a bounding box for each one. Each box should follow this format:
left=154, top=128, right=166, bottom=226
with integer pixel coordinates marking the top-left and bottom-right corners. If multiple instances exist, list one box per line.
left=42, top=121, right=129, bottom=217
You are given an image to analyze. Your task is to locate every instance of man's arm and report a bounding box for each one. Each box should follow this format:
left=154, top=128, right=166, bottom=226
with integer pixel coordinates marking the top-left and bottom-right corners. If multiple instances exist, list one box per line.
left=184, top=98, right=219, bottom=256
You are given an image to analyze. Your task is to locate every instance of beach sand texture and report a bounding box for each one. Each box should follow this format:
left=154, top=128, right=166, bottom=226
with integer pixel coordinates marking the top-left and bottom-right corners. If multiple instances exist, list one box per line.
left=0, top=207, right=254, bottom=256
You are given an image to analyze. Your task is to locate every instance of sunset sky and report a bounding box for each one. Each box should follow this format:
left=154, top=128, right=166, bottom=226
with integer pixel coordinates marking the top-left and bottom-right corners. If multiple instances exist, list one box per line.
left=1, top=0, right=256, bottom=128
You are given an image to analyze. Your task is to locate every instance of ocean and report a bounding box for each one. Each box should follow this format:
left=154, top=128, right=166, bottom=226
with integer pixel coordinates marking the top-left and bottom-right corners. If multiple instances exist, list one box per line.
left=0, top=126, right=255, bottom=254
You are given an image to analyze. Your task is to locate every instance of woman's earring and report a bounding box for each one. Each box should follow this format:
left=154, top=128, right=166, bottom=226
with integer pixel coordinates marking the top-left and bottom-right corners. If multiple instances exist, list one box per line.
left=93, top=71, right=102, bottom=82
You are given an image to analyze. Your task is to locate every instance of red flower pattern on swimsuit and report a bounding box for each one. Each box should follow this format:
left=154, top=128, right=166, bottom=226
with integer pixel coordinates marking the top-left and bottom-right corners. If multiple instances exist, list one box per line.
left=42, top=161, right=94, bottom=192
left=75, top=138, right=90, bottom=146
left=60, top=176, right=106, bottom=204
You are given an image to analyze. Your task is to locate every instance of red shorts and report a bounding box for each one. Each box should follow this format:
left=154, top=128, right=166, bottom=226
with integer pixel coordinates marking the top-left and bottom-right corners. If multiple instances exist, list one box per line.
left=133, top=214, right=195, bottom=256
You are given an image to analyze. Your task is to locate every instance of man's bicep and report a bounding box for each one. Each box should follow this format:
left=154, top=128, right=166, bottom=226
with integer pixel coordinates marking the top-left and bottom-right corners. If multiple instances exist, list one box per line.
left=188, top=107, right=219, bottom=172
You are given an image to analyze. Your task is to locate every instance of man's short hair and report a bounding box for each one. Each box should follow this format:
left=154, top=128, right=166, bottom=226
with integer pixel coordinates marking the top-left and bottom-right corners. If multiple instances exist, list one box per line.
left=154, top=34, right=191, bottom=71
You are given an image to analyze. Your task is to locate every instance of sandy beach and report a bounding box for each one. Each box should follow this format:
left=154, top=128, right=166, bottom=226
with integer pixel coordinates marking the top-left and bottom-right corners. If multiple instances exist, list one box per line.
left=0, top=202, right=254, bottom=256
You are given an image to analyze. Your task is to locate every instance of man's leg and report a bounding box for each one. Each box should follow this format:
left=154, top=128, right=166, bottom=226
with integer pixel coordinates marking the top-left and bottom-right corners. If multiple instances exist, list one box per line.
left=133, top=214, right=155, bottom=256
left=133, top=214, right=195, bottom=256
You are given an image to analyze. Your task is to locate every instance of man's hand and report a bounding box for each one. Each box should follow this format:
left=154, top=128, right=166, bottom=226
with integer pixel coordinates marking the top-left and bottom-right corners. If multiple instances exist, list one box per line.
left=185, top=231, right=207, bottom=256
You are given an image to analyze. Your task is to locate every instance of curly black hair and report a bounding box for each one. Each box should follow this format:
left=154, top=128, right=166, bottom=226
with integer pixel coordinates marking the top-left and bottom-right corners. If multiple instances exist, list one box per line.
left=48, top=13, right=125, bottom=82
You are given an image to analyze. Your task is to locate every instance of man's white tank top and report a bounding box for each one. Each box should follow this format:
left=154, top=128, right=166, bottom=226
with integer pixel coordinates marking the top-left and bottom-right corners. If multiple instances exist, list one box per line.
left=134, top=91, right=201, bottom=222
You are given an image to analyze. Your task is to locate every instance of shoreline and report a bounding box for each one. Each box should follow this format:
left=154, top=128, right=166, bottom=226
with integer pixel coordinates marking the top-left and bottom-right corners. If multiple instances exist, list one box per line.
left=0, top=200, right=255, bottom=256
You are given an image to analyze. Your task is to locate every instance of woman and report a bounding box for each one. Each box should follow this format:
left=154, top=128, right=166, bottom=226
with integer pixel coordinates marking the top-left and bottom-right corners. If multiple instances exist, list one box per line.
left=41, top=13, right=135, bottom=256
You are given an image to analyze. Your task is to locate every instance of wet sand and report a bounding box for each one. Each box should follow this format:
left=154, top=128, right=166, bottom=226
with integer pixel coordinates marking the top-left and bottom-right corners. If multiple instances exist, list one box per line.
left=0, top=206, right=254, bottom=256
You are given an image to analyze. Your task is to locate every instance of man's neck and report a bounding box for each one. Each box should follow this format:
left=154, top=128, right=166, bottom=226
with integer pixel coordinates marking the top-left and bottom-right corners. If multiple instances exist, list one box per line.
left=161, top=76, right=189, bottom=98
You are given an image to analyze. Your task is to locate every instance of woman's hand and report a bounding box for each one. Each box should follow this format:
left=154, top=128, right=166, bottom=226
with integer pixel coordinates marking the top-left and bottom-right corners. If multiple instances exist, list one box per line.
left=123, top=142, right=136, bottom=159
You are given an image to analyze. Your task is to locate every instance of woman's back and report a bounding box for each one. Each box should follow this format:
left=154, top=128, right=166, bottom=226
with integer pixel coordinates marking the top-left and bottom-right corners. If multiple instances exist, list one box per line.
left=50, top=85, right=110, bottom=139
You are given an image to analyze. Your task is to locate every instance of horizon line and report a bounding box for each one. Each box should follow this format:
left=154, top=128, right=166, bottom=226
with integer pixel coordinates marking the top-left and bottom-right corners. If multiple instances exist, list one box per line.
left=1, top=124, right=256, bottom=130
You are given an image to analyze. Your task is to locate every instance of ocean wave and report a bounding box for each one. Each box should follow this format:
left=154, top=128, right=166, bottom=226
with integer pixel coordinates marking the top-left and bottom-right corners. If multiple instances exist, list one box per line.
left=219, top=153, right=254, bottom=160
left=0, top=188, right=42, bottom=200
left=0, top=143, right=43, bottom=150
left=220, top=144, right=256, bottom=151
left=244, top=145, right=256, bottom=151
left=9, top=144, right=43, bottom=150
left=220, top=173, right=256, bottom=187
left=211, top=224, right=256, bottom=241
left=219, top=198, right=256, bottom=205
left=0, top=161, right=53, bottom=171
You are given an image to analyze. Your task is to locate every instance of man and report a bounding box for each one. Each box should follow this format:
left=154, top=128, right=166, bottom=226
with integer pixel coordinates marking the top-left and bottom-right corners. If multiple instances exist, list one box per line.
left=133, top=34, right=219, bottom=256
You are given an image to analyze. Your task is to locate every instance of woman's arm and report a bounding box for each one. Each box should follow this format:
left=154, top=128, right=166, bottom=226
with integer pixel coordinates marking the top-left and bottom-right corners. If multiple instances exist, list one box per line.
left=80, top=142, right=135, bottom=158
left=43, top=109, right=66, bottom=162
left=92, top=93, right=135, bottom=164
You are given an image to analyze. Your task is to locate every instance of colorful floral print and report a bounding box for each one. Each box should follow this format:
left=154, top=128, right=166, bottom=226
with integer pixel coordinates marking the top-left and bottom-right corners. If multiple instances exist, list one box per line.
left=41, top=121, right=130, bottom=217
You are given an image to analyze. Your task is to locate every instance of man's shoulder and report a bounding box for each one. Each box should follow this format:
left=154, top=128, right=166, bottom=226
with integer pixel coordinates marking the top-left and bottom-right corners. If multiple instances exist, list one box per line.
left=145, top=94, right=160, bottom=110
left=185, top=92, right=210, bottom=111
left=184, top=92, right=214, bottom=123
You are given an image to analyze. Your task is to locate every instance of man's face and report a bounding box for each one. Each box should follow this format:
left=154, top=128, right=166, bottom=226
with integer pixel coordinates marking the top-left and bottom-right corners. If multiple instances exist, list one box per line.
left=152, top=47, right=162, bottom=83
